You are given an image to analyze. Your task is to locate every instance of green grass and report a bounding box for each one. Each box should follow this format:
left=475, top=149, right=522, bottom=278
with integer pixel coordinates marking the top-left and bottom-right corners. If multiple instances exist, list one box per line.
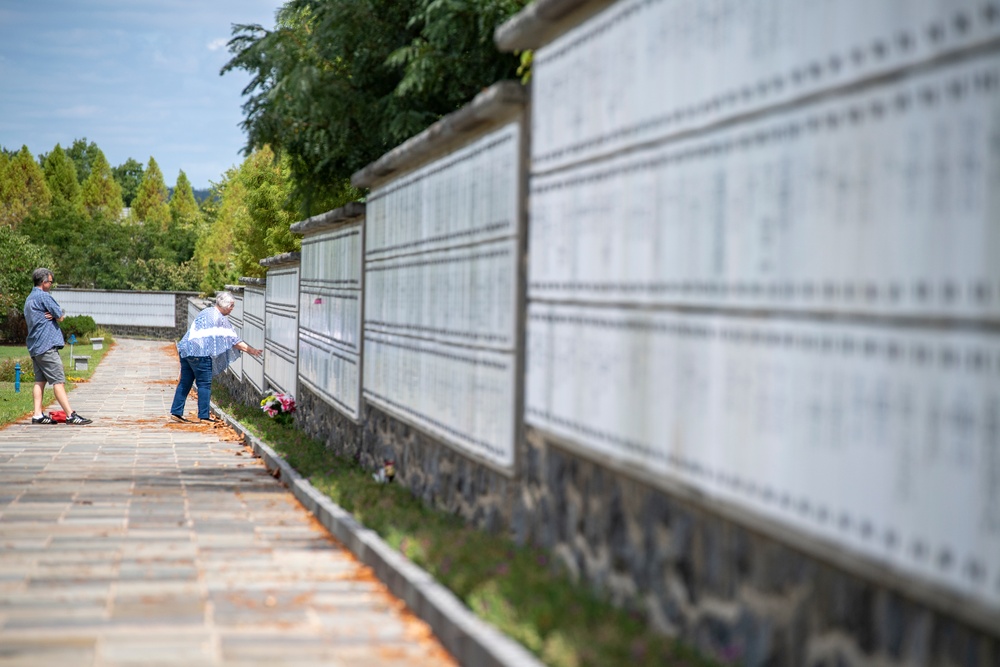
left=0, top=331, right=115, bottom=426
left=213, top=383, right=721, bottom=667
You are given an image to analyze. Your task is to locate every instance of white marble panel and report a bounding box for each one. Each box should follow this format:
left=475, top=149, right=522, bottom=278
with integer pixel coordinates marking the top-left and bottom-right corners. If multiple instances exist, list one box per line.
left=529, top=52, right=1000, bottom=319
left=365, top=123, right=519, bottom=260
left=364, top=331, right=515, bottom=467
left=299, top=331, right=361, bottom=419
left=266, top=268, right=299, bottom=307
left=532, top=0, right=1000, bottom=170
left=52, top=290, right=176, bottom=328
left=526, top=301, right=1000, bottom=610
left=365, top=238, right=518, bottom=351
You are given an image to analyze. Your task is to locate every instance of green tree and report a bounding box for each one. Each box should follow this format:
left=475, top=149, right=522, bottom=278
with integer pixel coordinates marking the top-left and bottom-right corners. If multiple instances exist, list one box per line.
left=81, top=150, right=124, bottom=218
left=123, top=257, right=200, bottom=291
left=42, top=144, right=83, bottom=213
left=157, top=170, right=200, bottom=265
left=112, top=158, right=144, bottom=208
left=0, top=146, right=52, bottom=229
left=0, top=226, right=55, bottom=341
left=170, top=170, right=201, bottom=227
left=221, top=0, right=524, bottom=206
left=131, top=157, right=171, bottom=228
left=65, top=138, right=102, bottom=184
left=18, top=204, right=95, bottom=288
left=230, top=146, right=298, bottom=278
left=194, top=168, right=241, bottom=292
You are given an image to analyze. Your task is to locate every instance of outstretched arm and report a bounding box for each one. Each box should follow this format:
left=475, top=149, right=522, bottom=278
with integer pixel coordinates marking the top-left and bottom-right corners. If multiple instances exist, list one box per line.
left=234, top=341, right=262, bottom=357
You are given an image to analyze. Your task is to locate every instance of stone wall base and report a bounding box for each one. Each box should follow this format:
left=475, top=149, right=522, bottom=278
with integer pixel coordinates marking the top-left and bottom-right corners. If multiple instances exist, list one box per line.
left=515, top=427, right=999, bottom=667
left=215, top=371, right=263, bottom=411
left=362, top=403, right=515, bottom=534
left=296, top=385, right=363, bottom=461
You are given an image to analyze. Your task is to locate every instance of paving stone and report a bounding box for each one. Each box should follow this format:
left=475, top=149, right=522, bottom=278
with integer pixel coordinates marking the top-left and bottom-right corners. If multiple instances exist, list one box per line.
left=0, top=339, right=455, bottom=667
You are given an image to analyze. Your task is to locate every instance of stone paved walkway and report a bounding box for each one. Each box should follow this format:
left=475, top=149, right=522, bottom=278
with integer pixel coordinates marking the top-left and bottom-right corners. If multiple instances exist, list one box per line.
left=0, top=338, right=456, bottom=667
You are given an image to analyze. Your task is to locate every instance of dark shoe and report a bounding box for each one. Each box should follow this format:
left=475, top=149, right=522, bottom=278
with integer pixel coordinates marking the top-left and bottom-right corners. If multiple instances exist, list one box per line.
left=31, top=414, right=56, bottom=425
left=200, top=416, right=220, bottom=423
left=66, top=412, right=93, bottom=425
left=170, top=414, right=191, bottom=423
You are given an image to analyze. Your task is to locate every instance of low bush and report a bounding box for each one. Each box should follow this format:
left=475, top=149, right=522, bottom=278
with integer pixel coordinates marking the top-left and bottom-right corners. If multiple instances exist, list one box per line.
left=60, top=315, right=97, bottom=339
left=0, top=309, right=28, bottom=345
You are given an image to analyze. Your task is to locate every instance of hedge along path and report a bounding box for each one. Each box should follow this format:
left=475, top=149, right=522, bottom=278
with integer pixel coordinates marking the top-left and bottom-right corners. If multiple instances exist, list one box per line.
left=0, top=337, right=455, bottom=666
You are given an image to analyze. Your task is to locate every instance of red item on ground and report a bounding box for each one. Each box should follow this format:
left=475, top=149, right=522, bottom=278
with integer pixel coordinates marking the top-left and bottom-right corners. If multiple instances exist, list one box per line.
left=49, top=410, right=67, bottom=423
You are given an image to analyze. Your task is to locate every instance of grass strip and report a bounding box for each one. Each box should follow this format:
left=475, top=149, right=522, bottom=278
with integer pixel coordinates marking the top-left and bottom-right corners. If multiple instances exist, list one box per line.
left=213, top=382, right=720, bottom=667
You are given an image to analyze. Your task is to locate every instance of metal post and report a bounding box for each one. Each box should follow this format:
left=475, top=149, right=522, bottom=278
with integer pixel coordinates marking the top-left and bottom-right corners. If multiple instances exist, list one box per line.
left=14, top=362, right=20, bottom=393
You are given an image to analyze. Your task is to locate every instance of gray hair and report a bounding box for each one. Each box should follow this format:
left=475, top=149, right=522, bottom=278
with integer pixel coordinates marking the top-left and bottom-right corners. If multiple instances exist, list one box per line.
left=215, top=291, right=235, bottom=309
left=32, top=267, right=53, bottom=286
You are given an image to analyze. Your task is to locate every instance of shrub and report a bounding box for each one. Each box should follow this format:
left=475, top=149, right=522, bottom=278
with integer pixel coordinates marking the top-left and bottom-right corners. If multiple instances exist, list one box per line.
left=0, top=357, right=34, bottom=383
left=60, top=315, right=97, bottom=339
left=0, top=309, right=28, bottom=345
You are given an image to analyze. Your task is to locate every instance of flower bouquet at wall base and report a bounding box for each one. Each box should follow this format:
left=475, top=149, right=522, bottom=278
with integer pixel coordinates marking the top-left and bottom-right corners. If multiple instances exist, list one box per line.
left=260, top=392, right=295, bottom=426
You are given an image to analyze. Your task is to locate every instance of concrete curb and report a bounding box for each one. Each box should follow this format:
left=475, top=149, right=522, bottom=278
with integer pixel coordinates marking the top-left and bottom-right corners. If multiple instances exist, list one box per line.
left=211, top=402, right=545, bottom=667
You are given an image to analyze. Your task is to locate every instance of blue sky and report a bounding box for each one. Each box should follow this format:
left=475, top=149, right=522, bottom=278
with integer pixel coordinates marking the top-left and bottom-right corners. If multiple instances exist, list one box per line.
left=0, top=0, right=285, bottom=189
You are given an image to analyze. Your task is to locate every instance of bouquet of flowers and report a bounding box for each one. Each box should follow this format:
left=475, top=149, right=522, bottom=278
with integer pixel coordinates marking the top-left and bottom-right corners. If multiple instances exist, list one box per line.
left=260, top=392, right=295, bottom=425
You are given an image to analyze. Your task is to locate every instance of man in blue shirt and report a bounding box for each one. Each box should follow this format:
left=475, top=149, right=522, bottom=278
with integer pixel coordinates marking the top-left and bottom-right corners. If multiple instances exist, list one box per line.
left=23, top=268, right=92, bottom=425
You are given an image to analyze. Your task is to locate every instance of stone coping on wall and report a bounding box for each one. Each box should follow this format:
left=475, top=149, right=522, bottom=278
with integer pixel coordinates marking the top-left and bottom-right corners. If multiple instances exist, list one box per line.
left=259, top=251, right=301, bottom=268
left=238, top=277, right=266, bottom=286
left=53, top=287, right=200, bottom=296
left=289, top=202, right=366, bottom=236
left=223, top=284, right=245, bottom=294
left=494, top=0, right=613, bottom=51
left=351, top=80, right=527, bottom=189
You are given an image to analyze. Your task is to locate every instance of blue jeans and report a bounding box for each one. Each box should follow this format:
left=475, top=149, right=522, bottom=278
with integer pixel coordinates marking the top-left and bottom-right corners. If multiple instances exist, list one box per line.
left=170, top=356, right=213, bottom=420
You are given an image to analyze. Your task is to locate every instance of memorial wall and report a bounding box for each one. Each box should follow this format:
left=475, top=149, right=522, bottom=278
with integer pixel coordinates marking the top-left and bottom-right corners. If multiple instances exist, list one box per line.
left=262, top=254, right=300, bottom=396
left=225, top=285, right=244, bottom=379
left=240, top=280, right=266, bottom=394
left=293, top=208, right=365, bottom=421
left=356, top=84, right=526, bottom=471
left=501, top=0, right=1000, bottom=626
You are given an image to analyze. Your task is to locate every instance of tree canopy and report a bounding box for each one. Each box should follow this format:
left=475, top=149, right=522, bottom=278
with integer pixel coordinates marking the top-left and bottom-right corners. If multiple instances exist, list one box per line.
left=0, top=146, right=51, bottom=229
left=170, top=170, right=201, bottom=227
left=42, top=144, right=82, bottom=213
left=112, top=158, right=144, bottom=208
left=222, top=0, right=526, bottom=204
left=131, top=157, right=171, bottom=228
left=66, top=138, right=102, bottom=185
left=2, top=0, right=529, bottom=295
left=81, top=150, right=125, bottom=218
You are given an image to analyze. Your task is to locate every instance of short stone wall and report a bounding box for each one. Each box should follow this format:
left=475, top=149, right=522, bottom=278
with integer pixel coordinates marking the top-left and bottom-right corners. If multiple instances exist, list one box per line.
left=513, top=427, right=999, bottom=667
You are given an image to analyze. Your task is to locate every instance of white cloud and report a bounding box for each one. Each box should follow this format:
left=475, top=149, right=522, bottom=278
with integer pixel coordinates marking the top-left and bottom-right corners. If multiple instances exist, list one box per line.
left=54, top=105, right=100, bottom=119
left=207, top=38, right=228, bottom=51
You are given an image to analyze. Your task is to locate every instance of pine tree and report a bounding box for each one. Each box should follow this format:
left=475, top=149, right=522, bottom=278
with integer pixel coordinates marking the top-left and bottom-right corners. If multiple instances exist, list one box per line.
left=81, top=150, right=124, bottom=219
left=194, top=167, right=241, bottom=292
left=42, top=144, right=83, bottom=213
left=112, top=158, right=144, bottom=208
left=66, top=138, right=102, bottom=184
left=170, top=170, right=201, bottom=227
left=232, top=146, right=298, bottom=277
left=0, top=146, right=52, bottom=229
left=130, top=157, right=171, bottom=228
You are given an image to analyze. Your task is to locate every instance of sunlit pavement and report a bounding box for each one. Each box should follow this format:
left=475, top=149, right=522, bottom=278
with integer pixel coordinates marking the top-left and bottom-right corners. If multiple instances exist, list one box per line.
left=0, top=338, right=455, bottom=667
